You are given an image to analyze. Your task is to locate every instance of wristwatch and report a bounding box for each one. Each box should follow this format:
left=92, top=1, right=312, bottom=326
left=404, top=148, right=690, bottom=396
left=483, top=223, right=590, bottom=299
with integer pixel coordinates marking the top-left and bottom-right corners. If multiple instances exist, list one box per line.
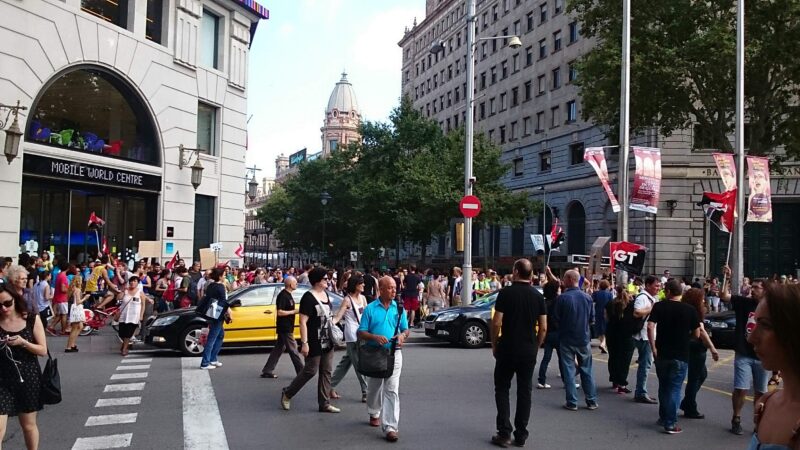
left=301, top=341, right=308, bottom=345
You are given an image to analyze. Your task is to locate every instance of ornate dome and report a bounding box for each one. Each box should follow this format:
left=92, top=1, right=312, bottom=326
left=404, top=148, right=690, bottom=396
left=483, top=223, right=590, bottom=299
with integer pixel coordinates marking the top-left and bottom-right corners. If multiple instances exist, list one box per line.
left=326, top=72, right=359, bottom=115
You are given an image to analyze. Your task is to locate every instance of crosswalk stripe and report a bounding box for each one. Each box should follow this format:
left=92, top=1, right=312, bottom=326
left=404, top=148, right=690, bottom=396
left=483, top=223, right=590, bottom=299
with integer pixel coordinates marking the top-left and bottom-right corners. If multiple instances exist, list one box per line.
left=182, top=357, right=229, bottom=449
left=95, top=397, right=141, bottom=407
left=85, top=413, right=138, bottom=427
left=103, top=383, right=145, bottom=392
left=72, top=433, right=133, bottom=449
left=115, top=365, right=150, bottom=371
left=120, top=358, right=152, bottom=363
left=110, top=372, right=148, bottom=380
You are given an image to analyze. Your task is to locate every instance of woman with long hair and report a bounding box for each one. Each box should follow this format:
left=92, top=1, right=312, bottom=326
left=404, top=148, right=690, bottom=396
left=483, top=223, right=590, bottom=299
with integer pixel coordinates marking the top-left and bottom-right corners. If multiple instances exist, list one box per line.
left=592, top=280, right=612, bottom=353
left=679, top=288, right=719, bottom=418
left=199, top=268, right=231, bottom=369
left=66, top=275, right=87, bottom=352
left=605, top=286, right=635, bottom=394
left=0, top=283, right=48, bottom=450
left=117, top=277, right=147, bottom=356
left=329, top=274, right=368, bottom=402
left=745, top=284, right=800, bottom=449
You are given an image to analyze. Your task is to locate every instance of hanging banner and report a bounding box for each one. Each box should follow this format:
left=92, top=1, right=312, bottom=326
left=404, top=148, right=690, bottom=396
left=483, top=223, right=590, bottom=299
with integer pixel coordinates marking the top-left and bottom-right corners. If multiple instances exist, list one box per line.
left=630, top=147, right=662, bottom=214
left=712, top=152, right=737, bottom=192
left=584, top=147, right=621, bottom=213
left=746, top=156, right=773, bottom=222
left=609, top=241, right=648, bottom=275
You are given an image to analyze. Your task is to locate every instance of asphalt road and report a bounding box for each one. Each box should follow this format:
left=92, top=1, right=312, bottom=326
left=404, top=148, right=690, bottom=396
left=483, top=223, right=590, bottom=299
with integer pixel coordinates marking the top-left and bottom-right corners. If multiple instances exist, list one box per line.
left=2, top=329, right=758, bottom=450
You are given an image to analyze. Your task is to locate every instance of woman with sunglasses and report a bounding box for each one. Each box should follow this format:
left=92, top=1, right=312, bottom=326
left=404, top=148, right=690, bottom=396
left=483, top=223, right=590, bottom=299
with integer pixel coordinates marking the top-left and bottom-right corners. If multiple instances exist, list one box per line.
left=0, top=283, right=48, bottom=450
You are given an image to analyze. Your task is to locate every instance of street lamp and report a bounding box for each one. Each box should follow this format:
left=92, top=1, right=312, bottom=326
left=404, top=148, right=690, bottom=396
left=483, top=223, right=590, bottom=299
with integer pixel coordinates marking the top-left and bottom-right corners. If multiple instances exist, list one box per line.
left=1, top=101, right=27, bottom=164
left=320, top=191, right=331, bottom=262
left=245, top=166, right=261, bottom=201
left=178, top=144, right=205, bottom=190
left=431, top=1, right=522, bottom=306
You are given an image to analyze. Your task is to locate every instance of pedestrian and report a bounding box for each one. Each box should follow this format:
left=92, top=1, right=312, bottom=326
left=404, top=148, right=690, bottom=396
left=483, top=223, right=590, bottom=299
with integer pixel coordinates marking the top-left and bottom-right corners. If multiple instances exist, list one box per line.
left=0, top=282, right=48, bottom=450
left=296, top=264, right=311, bottom=285
left=632, top=275, right=660, bottom=404
left=153, top=269, right=171, bottom=312
left=117, top=276, right=146, bottom=356
left=261, top=277, right=304, bottom=378
left=451, top=267, right=463, bottom=307
left=363, top=267, right=380, bottom=303
left=401, top=265, right=422, bottom=328
left=721, top=265, right=771, bottom=436
left=489, top=259, right=547, bottom=448
left=592, top=279, right=612, bottom=354
left=357, top=276, right=409, bottom=442
left=199, top=268, right=231, bottom=370
left=679, top=287, right=720, bottom=419
left=553, top=269, right=599, bottom=411
left=537, top=273, right=564, bottom=389
left=606, top=286, right=635, bottom=394
left=32, top=271, right=52, bottom=329
left=425, top=271, right=446, bottom=313
left=48, top=262, right=70, bottom=336
left=5, top=265, right=30, bottom=313
left=746, top=283, right=800, bottom=449
left=707, top=277, right=721, bottom=313
left=329, top=274, right=368, bottom=402
left=66, top=275, right=86, bottom=352
left=280, top=267, right=340, bottom=413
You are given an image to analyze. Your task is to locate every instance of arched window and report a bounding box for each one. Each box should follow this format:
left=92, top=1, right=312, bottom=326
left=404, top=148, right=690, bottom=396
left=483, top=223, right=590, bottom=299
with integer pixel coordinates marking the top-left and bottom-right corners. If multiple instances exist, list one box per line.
left=567, top=201, right=586, bottom=255
left=27, top=67, right=159, bottom=165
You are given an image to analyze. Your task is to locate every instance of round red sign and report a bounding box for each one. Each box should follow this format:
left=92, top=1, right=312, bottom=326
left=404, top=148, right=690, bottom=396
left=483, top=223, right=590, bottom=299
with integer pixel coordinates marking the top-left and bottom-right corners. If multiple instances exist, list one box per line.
left=459, top=195, right=482, bottom=218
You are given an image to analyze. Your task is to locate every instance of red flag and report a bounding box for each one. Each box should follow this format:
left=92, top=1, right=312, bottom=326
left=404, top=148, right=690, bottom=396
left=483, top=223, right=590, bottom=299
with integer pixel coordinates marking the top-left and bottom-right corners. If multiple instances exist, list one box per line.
left=101, top=237, right=109, bottom=256
left=166, top=251, right=181, bottom=270
left=234, top=243, right=244, bottom=258
left=550, top=218, right=559, bottom=245
left=697, top=189, right=737, bottom=233
left=88, top=212, right=105, bottom=228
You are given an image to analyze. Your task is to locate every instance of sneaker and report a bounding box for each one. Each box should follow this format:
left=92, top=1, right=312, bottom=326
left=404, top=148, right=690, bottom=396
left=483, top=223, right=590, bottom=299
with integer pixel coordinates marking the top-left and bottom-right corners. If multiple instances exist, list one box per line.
left=280, top=390, right=291, bottom=411
left=634, top=395, right=658, bottom=404
left=199, top=365, right=215, bottom=370
left=617, top=386, right=632, bottom=394
left=586, top=402, right=599, bottom=410
left=575, top=383, right=581, bottom=389
left=536, top=383, right=551, bottom=389
left=319, top=405, right=341, bottom=413
left=663, top=426, right=683, bottom=434
left=563, top=404, right=578, bottom=411
left=211, top=361, right=222, bottom=367
left=731, top=417, right=743, bottom=435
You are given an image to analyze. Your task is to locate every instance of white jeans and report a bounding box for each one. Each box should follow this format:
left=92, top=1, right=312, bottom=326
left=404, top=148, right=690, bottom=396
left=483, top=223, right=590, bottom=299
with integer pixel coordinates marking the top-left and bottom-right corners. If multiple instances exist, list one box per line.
left=366, top=350, right=402, bottom=434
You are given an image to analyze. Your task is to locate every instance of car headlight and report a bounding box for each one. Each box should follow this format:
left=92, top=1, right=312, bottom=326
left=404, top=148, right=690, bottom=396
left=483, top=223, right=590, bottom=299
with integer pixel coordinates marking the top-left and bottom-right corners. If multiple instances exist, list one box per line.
left=436, top=312, right=460, bottom=322
left=708, top=321, right=728, bottom=329
left=151, top=316, right=179, bottom=327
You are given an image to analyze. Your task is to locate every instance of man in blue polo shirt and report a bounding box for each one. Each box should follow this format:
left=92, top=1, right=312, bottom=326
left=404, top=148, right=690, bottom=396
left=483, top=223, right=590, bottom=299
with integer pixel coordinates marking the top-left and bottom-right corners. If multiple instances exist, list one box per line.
left=358, top=276, right=409, bottom=443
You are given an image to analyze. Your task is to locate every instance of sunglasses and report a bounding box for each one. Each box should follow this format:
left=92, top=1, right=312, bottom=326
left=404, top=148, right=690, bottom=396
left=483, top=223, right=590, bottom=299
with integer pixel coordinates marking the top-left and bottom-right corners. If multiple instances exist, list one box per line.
left=0, top=300, right=14, bottom=308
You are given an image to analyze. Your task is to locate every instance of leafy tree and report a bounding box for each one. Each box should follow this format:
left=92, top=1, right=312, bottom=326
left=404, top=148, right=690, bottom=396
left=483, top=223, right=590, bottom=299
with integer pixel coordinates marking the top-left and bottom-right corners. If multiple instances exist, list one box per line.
left=571, top=0, right=800, bottom=159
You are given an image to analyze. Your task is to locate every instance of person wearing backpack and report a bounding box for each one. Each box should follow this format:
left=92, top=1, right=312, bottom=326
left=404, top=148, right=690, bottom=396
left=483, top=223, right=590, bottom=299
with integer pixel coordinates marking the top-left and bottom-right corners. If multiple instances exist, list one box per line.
left=632, top=275, right=661, bottom=404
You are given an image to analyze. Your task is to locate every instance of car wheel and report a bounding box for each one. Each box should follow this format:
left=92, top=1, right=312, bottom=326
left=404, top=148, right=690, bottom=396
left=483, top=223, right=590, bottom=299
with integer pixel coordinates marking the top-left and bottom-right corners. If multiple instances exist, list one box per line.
left=179, top=324, right=205, bottom=356
left=461, top=321, right=488, bottom=349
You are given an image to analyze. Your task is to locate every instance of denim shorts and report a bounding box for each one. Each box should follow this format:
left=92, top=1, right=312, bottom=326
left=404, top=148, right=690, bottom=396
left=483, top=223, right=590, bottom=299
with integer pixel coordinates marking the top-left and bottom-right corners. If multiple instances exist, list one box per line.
left=733, top=354, right=768, bottom=393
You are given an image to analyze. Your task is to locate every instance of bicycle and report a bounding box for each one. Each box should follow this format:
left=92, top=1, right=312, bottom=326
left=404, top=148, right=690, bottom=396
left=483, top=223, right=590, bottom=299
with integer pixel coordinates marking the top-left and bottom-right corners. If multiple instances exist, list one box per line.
left=80, top=305, right=120, bottom=336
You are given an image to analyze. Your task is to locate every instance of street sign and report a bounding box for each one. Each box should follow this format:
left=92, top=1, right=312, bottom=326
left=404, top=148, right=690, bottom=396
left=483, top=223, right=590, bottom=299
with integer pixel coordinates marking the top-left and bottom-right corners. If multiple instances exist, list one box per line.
left=459, top=195, right=481, bottom=218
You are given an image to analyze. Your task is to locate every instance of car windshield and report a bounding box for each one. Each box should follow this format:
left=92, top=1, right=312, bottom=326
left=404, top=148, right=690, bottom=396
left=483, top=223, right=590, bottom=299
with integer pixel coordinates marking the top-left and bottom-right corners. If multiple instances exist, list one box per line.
left=472, top=292, right=498, bottom=307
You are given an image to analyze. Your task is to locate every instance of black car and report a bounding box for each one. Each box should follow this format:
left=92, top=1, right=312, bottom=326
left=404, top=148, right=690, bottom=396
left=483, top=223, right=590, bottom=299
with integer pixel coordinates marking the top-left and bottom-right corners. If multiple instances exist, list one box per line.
left=704, top=310, right=736, bottom=350
left=423, top=292, right=498, bottom=349
left=145, top=283, right=342, bottom=356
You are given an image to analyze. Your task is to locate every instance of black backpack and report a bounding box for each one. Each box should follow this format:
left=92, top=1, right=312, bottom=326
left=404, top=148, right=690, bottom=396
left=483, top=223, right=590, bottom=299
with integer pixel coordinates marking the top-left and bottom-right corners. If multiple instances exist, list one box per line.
left=621, top=294, right=647, bottom=336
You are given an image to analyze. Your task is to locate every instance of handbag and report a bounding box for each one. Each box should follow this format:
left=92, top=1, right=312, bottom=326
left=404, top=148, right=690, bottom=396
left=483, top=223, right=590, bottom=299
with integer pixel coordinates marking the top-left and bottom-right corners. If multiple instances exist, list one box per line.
left=356, top=302, right=403, bottom=379
left=314, top=294, right=343, bottom=347
left=40, top=349, right=61, bottom=405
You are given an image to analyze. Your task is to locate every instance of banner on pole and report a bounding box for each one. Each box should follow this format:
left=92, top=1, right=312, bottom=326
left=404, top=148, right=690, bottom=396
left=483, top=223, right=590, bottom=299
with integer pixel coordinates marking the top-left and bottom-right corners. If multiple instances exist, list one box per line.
left=746, top=156, right=772, bottom=222
left=712, top=152, right=737, bottom=192
left=630, top=147, right=662, bottom=214
left=609, top=241, right=647, bottom=275
left=698, top=190, right=737, bottom=233
left=584, top=147, right=620, bottom=213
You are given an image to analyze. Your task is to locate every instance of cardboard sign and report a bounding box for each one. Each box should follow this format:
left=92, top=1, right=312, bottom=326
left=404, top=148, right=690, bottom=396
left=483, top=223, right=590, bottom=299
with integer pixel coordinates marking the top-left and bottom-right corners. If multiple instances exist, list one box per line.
left=530, top=234, right=545, bottom=253
left=587, top=237, right=611, bottom=280
left=199, top=248, right=217, bottom=270
left=137, top=241, right=161, bottom=258
left=210, top=242, right=223, bottom=252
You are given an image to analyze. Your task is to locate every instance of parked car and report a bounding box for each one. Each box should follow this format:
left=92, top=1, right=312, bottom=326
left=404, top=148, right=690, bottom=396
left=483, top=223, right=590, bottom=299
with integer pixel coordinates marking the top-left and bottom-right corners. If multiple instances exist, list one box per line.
left=145, top=283, right=343, bottom=356
left=423, top=292, right=500, bottom=349
left=704, top=309, right=735, bottom=350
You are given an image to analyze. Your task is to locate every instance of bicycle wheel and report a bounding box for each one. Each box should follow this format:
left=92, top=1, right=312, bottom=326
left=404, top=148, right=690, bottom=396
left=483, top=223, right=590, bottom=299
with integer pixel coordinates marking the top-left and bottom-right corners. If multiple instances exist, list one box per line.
left=80, top=310, right=95, bottom=336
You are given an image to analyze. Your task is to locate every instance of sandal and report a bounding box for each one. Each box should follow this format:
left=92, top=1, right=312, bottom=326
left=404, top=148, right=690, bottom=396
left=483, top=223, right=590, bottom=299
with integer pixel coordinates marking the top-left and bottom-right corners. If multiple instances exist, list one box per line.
left=329, top=390, right=341, bottom=399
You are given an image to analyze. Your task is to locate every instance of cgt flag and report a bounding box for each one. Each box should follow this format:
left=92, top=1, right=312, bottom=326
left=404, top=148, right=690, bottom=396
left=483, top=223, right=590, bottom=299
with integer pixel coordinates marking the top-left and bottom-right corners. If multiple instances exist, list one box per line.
left=609, top=241, right=647, bottom=275
left=697, top=189, right=737, bottom=233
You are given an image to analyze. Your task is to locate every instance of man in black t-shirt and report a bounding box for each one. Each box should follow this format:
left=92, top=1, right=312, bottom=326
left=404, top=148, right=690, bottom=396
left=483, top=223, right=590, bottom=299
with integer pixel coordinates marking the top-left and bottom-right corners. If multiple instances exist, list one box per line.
left=489, top=259, right=547, bottom=448
left=720, top=266, right=769, bottom=435
left=261, top=277, right=304, bottom=378
left=363, top=268, right=380, bottom=303
left=647, top=279, right=700, bottom=434
left=402, top=265, right=422, bottom=328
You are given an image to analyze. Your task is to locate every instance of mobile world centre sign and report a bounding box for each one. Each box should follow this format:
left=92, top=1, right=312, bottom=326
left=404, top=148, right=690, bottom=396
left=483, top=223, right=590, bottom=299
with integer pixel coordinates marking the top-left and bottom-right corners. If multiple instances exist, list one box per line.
left=23, top=154, right=162, bottom=192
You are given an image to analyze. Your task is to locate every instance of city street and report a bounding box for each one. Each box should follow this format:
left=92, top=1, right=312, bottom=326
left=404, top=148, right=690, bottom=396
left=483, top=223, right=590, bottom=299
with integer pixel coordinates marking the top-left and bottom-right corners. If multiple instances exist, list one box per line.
left=3, top=329, right=754, bottom=450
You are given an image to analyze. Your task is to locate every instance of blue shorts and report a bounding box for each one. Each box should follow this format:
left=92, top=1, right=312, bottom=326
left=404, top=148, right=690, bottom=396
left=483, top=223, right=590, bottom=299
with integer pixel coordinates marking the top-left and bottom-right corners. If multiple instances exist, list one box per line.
left=733, top=354, right=768, bottom=393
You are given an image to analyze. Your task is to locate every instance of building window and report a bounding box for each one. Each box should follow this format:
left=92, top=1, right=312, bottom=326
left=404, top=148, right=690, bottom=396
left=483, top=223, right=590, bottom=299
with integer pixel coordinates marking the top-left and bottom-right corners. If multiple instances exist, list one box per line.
left=526, top=12, right=534, bottom=31
left=489, top=129, right=495, bottom=141
left=483, top=12, right=489, bottom=29
left=502, top=60, right=509, bottom=79
left=523, top=116, right=533, bottom=135
left=480, top=102, right=486, bottom=119
left=512, top=87, right=519, bottom=106
left=455, top=87, right=461, bottom=103
left=329, top=140, right=339, bottom=152
left=447, top=92, right=452, bottom=107
left=491, top=66, right=498, bottom=84
left=526, top=46, right=534, bottom=66
left=493, top=4, right=499, bottom=21
left=27, top=68, right=159, bottom=165
left=540, top=3, right=548, bottom=23
left=550, top=106, right=560, bottom=128
left=553, top=31, right=562, bottom=52
left=480, top=72, right=487, bottom=90
left=200, top=10, right=221, bottom=69
left=566, top=100, right=577, bottom=122
left=552, top=67, right=561, bottom=89
left=512, top=54, right=520, bottom=72
left=540, top=151, right=552, bottom=171
left=536, top=111, right=545, bottom=131
left=481, top=42, right=488, bottom=60
left=537, top=75, right=546, bottom=95
left=510, top=121, right=517, bottom=140
left=514, top=20, right=521, bottom=36
left=569, top=21, right=580, bottom=43
left=524, top=81, right=532, bottom=101
left=490, top=97, right=497, bottom=115
left=145, top=0, right=164, bottom=44
left=81, top=0, right=129, bottom=29
left=500, top=126, right=506, bottom=143
left=539, top=39, right=547, bottom=59
left=570, top=142, right=585, bottom=165
left=568, top=62, right=578, bottom=83
left=513, top=157, right=524, bottom=176
left=197, top=102, right=218, bottom=155
left=555, top=0, right=564, bottom=15
left=193, top=195, right=215, bottom=261
left=500, top=92, right=508, bottom=111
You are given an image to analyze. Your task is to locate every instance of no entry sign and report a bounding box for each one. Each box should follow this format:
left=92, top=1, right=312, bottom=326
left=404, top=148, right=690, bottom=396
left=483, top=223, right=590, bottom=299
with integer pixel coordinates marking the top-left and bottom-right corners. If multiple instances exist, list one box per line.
left=459, top=195, right=482, bottom=218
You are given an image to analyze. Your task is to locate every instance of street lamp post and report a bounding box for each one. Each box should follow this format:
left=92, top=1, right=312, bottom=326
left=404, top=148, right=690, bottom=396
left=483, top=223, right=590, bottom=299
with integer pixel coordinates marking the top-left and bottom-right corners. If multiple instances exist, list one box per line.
left=320, top=192, right=331, bottom=263
left=264, top=224, right=273, bottom=268
left=617, top=0, right=632, bottom=284
left=538, top=186, right=546, bottom=276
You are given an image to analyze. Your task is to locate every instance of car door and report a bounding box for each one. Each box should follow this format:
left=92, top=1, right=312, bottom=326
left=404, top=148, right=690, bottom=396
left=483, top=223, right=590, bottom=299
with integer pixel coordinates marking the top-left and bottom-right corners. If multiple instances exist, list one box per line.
left=290, top=286, right=310, bottom=340
left=225, top=285, right=277, bottom=343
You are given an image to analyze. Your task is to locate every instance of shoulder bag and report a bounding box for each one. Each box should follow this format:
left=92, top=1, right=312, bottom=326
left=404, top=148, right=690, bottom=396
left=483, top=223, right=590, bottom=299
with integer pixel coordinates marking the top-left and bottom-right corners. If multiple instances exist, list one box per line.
left=315, top=293, right=344, bottom=347
left=40, top=349, right=61, bottom=405
left=356, top=302, right=403, bottom=379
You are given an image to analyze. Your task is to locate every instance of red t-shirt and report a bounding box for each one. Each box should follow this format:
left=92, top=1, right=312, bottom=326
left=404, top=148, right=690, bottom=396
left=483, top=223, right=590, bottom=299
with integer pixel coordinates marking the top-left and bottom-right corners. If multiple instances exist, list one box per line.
left=53, top=272, right=69, bottom=303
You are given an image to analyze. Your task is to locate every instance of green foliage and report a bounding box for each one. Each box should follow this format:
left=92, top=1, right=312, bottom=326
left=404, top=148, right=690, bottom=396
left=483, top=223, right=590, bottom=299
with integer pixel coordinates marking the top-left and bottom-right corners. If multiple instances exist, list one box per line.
left=570, top=0, right=800, bottom=159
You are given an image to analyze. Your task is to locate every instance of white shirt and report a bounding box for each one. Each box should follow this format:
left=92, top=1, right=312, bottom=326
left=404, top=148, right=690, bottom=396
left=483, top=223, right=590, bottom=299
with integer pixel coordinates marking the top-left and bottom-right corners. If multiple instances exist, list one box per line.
left=118, top=290, right=143, bottom=324
left=632, top=290, right=656, bottom=340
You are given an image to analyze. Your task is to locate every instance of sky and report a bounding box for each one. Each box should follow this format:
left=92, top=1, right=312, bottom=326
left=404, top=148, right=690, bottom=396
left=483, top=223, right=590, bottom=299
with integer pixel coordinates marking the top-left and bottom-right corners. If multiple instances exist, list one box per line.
left=245, top=0, right=426, bottom=178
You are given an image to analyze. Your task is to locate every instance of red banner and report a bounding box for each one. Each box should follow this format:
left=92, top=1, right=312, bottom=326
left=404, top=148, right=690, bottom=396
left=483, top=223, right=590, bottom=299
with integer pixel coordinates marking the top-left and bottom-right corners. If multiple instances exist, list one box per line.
left=584, top=147, right=620, bottom=213
left=630, top=147, right=661, bottom=214
left=609, top=241, right=648, bottom=275
left=712, top=152, right=737, bottom=192
left=746, top=156, right=772, bottom=222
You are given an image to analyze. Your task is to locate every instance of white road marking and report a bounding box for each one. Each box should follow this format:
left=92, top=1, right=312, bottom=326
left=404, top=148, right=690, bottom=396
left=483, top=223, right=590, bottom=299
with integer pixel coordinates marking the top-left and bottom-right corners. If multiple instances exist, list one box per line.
left=182, top=357, right=229, bottom=450
left=72, top=433, right=132, bottom=450
left=120, top=358, right=152, bottom=364
left=115, top=364, right=151, bottom=371
left=85, top=413, right=138, bottom=427
left=104, top=382, right=145, bottom=392
left=95, top=397, right=142, bottom=407
left=110, top=372, right=148, bottom=380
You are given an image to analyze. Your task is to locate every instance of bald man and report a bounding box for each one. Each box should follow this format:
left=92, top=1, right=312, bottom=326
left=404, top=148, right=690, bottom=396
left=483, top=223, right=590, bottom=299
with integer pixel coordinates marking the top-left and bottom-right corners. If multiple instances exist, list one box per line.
left=553, top=270, right=598, bottom=411
left=261, top=276, right=304, bottom=378
left=357, top=276, right=409, bottom=442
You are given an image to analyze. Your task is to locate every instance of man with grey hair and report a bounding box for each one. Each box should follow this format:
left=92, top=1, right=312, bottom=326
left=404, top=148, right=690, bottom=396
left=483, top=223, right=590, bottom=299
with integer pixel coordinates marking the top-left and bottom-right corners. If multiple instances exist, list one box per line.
left=553, top=269, right=598, bottom=411
left=261, top=276, right=304, bottom=378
